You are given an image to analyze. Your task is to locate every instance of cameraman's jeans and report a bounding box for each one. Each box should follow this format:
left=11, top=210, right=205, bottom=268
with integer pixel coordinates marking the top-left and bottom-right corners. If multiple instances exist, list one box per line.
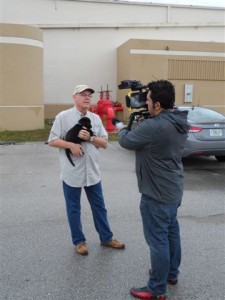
left=140, top=194, right=181, bottom=296
left=63, top=181, right=113, bottom=246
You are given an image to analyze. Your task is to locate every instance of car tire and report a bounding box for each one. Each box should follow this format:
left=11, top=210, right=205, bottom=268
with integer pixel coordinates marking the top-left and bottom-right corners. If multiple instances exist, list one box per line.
left=215, top=155, right=225, bottom=162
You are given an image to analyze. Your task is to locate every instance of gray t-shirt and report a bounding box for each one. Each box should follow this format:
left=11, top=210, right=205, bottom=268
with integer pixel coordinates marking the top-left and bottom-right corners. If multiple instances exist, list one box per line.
left=48, top=107, right=108, bottom=187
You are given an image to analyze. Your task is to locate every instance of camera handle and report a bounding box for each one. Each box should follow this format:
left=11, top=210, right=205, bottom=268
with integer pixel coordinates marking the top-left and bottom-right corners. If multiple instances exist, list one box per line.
left=127, top=109, right=150, bottom=131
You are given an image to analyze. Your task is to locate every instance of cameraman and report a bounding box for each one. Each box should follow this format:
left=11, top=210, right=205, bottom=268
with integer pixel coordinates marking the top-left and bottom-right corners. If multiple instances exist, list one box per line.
left=118, top=80, right=190, bottom=300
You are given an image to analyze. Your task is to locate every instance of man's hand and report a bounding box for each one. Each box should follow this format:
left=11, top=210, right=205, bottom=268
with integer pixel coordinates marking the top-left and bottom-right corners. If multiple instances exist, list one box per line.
left=69, top=143, right=84, bottom=157
left=78, top=128, right=91, bottom=141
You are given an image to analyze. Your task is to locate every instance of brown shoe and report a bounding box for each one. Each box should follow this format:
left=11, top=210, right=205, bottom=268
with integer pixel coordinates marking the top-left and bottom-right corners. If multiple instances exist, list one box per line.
left=101, top=239, right=125, bottom=249
left=75, top=243, right=88, bottom=256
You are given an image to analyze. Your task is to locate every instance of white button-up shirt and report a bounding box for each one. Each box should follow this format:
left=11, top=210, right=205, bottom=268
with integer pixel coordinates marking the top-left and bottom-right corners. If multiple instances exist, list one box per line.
left=48, top=107, right=108, bottom=187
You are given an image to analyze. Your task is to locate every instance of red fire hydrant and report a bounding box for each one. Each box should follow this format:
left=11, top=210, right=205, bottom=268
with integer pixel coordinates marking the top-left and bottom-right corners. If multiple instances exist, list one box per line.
left=90, top=87, right=123, bottom=132
left=95, top=98, right=115, bottom=132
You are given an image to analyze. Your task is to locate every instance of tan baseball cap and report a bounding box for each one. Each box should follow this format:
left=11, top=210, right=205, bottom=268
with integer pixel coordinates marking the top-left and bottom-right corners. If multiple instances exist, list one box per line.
left=73, top=84, right=95, bottom=95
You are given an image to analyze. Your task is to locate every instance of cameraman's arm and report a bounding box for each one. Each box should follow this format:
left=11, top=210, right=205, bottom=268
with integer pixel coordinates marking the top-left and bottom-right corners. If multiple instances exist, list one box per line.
left=118, top=121, right=153, bottom=150
left=118, top=128, right=139, bottom=150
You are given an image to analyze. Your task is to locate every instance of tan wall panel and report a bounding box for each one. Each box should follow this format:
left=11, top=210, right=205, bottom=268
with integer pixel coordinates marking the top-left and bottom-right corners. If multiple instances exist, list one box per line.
left=0, top=45, right=3, bottom=104
left=172, top=80, right=225, bottom=113
left=125, top=39, right=225, bottom=53
left=2, top=45, right=43, bottom=105
left=44, top=104, right=73, bottom=119
left=0, top=107, right=44, bottom=131
left=44, top=105, right=124, bottom=121
left=0, top=23, right=44, bottom=131
left=0, top=23, right=43, bottom=41
left=169, top=59, right=225, bottom=81
left=129, top=55, right=168, bottom=81
left=117, top=39, right=225, bottom=120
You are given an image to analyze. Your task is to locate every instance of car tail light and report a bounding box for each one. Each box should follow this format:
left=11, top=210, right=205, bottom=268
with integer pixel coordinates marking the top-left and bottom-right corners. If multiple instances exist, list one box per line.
left=189, top=126, right=202, bottom=133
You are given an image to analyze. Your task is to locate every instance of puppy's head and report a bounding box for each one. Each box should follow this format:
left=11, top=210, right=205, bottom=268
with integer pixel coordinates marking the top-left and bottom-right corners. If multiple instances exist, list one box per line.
left=78, top=117, right=92, bottom=129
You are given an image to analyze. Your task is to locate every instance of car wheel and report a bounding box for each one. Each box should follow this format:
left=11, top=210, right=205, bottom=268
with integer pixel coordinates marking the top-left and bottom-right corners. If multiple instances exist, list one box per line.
left=215, top=155, right=225, bottom=162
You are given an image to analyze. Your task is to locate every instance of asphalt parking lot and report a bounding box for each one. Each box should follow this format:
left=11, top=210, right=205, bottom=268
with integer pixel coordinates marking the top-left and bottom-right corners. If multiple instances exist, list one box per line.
left=1, top=141, right=225, bottom=300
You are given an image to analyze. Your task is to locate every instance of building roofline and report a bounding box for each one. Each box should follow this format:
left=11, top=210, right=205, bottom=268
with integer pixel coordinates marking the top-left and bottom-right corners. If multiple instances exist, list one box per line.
left=67, top=0, right=225, bottom=10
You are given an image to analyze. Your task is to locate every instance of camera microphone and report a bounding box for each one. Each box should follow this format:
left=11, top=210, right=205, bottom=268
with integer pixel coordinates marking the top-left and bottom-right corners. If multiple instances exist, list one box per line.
left=112, top=118, right=124, bottom=127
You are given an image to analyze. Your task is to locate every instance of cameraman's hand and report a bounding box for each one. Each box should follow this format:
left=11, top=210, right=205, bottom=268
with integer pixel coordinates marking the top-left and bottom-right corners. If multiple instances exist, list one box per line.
left=136, top=115, right=145, bottom=123
left=116, top=125, right=126, bottom=132
left=112, top=118, right=126, bottom=132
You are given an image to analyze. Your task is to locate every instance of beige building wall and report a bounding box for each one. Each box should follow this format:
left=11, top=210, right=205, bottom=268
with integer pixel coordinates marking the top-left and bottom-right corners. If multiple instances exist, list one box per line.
left=117, top=39, right=225, bottom=120
left=1, top=1, right=225, bottom=122
left=0, top=23, right=44, bottom=130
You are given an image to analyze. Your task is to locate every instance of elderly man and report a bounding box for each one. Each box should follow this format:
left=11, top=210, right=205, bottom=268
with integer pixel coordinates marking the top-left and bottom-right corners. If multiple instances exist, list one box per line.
left=48, top=84, right=125, bottom=255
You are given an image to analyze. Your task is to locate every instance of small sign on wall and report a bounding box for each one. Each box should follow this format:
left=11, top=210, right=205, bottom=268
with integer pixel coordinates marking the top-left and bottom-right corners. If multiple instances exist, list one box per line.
left=184, top=84, right=193, bottom=103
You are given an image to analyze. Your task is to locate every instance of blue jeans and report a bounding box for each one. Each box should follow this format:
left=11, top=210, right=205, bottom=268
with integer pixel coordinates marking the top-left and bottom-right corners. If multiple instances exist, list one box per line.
left=63, top=181, right=113, bottom=245
left=140, top=194, right=181, bottom=296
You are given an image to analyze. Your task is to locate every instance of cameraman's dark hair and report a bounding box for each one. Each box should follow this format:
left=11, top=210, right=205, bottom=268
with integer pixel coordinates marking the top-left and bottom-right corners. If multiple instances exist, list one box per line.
left=147, top=80, right=175, bottom=109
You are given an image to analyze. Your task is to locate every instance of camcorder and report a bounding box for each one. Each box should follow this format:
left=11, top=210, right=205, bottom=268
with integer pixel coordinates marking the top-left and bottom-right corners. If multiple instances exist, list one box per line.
left=117, top=80, right=151, bottom=130
left=118, top=80, right=148, bottom=109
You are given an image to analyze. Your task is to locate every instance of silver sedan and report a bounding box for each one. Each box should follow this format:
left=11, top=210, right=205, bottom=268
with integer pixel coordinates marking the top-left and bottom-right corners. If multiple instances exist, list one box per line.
left=178, top=106, right=225, bottom=162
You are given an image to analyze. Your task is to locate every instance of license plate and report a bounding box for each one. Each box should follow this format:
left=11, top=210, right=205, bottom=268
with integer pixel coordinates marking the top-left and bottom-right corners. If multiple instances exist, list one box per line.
left=209, top=129, right=222, bottom=136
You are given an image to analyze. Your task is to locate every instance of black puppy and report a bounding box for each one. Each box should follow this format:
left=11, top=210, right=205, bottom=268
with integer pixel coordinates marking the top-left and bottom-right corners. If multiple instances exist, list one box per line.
left=65, top=117, right=94, bottom=167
